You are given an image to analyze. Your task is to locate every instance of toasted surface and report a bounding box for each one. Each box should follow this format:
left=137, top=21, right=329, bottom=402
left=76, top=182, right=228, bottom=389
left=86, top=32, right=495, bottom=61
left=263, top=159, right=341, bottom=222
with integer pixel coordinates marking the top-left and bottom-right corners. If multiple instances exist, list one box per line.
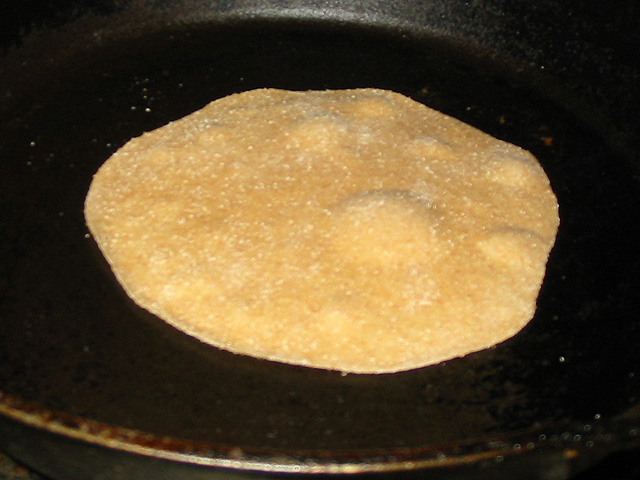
left=85, top=88, right=559, bottom=373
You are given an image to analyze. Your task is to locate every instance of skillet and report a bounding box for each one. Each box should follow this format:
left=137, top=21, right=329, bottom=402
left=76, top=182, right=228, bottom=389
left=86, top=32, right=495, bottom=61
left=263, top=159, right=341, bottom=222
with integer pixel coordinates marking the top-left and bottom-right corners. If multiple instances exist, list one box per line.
left=1, top=1, right=639, bottom=479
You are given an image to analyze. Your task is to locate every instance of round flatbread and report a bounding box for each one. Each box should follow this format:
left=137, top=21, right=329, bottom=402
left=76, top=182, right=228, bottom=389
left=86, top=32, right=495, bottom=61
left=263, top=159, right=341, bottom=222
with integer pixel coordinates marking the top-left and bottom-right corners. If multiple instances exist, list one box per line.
left=85, top=88, right=559, bottom=374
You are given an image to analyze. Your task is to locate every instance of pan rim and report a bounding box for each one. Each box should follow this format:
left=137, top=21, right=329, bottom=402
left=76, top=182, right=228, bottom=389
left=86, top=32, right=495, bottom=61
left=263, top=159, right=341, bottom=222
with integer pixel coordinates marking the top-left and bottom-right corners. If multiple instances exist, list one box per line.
left=2, top=391, right=638, bottom=475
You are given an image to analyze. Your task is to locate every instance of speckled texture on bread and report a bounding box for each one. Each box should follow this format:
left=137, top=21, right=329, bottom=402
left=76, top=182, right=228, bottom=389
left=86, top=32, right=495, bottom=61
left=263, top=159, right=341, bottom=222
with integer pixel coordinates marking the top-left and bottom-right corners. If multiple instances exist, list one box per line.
left=85, top=88, right=559, bottom=373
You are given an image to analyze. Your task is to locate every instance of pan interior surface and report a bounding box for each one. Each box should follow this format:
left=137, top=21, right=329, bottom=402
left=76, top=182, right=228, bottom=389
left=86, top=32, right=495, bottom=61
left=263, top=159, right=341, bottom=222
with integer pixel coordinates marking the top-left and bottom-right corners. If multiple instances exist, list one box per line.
left=1, top=17, right=639, bottom=472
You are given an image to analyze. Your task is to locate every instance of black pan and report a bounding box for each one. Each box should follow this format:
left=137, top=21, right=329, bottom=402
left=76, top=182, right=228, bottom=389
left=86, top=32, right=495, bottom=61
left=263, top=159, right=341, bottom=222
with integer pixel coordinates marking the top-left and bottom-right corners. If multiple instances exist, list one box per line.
left=1, top=1, right=639, bottom=479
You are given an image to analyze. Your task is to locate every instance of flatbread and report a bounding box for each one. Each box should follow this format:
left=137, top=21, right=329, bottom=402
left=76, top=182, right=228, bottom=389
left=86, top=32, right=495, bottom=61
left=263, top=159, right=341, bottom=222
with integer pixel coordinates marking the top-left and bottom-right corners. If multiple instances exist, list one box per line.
left=85, top=88, right=559, bottom=374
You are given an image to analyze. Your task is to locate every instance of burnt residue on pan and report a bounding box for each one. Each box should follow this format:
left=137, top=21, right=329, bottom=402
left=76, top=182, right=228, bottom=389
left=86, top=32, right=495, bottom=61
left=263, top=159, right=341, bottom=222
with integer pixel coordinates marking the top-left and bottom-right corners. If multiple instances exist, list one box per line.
left=1, top=2, right=639, bottom=479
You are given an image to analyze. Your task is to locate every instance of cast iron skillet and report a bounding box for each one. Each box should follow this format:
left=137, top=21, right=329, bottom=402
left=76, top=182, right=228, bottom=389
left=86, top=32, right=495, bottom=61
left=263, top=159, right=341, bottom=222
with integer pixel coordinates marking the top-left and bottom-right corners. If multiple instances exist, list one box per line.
left=1, top=1, right=639, bottom=479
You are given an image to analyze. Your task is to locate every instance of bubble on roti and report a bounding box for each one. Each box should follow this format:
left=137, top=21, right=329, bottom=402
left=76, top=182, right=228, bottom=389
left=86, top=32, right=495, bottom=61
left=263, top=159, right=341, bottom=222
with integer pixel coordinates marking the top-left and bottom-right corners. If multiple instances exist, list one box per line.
left=84, top=88, right=559, bottom=374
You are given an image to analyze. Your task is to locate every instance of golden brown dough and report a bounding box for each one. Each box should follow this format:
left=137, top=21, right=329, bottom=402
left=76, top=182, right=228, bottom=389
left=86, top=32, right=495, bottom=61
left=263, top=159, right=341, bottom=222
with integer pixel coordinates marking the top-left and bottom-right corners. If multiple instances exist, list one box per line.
left=85, top=88, right=559, bottom=374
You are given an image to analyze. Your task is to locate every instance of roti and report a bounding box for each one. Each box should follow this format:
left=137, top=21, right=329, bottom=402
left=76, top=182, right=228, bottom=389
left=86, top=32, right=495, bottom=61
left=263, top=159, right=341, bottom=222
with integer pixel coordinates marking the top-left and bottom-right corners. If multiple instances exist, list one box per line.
left=84, top=88, right=559, bottom=374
